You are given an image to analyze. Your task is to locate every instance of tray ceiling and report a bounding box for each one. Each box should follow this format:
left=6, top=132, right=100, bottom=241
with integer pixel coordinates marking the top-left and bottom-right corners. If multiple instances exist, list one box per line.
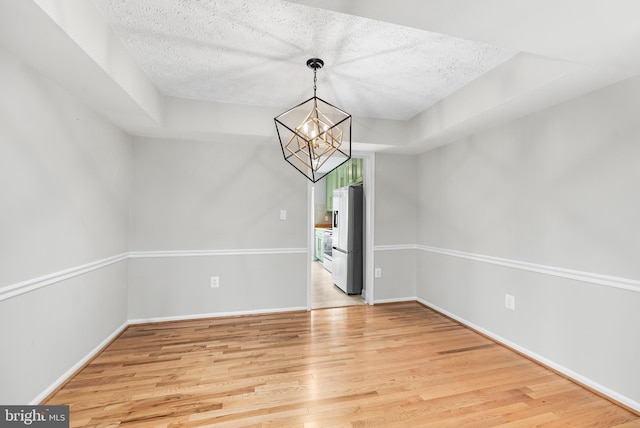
left=92, top=0, right=515, bottom=121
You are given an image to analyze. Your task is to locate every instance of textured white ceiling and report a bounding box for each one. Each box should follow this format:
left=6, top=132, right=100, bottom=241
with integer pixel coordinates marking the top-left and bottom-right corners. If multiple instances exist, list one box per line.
left=5, top=1, right=640, bottom=154
left=92, top=0, right=515, bottom=120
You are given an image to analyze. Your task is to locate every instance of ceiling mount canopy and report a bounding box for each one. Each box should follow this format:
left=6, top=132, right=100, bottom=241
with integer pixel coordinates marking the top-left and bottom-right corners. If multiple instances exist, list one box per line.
left=274, top=58, right=351, bottom=183
left=306, top=57, right=324, bottom=71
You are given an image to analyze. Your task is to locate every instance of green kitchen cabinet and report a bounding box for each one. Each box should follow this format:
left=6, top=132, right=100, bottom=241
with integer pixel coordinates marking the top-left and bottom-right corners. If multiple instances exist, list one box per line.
left=349, top=158, right=363, bottom=184
left=325, top=171, right=336, bottom=212
left=326, top=158, right=363, bottom=211
left=335, top=163, right=348, bottom=188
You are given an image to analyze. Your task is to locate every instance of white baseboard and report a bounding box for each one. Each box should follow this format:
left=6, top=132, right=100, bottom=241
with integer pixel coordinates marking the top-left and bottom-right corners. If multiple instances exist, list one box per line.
left=31, top=321, right=129, bottom=405
left=128, top=306, right=308, bottom=325
left=416, top=297, right=640, bottom=413
left=374, top=296, right=417, bottom=305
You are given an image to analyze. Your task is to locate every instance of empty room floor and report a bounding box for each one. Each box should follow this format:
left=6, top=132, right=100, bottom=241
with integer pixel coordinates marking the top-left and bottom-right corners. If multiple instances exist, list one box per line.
left=311, top=261, right=366, bottom=309
left=44, top=302, right=640, bottom=427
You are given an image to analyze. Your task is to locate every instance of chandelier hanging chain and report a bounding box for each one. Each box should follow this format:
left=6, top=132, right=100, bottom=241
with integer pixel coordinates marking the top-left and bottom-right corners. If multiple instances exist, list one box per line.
left=313, top=67, right=317, bottom=97
left=307, top=57, right=323, bottom=98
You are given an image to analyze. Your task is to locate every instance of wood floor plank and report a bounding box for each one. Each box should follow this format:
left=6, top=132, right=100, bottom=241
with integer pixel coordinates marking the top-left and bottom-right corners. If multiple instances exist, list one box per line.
left=44, top=302, right=639, bottom=427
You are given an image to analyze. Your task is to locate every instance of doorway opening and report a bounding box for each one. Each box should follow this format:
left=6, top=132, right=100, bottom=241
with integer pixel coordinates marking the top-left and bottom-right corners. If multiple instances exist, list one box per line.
left=307, top=153, right=375, bottom=310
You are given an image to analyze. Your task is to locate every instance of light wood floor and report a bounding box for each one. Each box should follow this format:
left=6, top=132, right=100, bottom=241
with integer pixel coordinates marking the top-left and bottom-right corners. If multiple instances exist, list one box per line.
left=311, top=261, right=365, bottom=309
left=44, top=302, right=639, bottom=427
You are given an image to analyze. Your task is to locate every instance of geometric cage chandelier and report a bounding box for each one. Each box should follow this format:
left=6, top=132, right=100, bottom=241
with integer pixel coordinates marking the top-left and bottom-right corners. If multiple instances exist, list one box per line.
left=274, top=58, right=351, bottom=183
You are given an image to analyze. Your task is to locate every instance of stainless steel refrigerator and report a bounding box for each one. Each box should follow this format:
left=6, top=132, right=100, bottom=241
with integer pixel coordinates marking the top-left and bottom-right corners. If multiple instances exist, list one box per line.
left=331, top=185, right=363, bottom=295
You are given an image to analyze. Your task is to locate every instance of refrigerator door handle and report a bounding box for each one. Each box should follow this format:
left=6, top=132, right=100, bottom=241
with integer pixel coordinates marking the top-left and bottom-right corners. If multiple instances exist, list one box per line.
left=332, top=246, right=347, bottom=254
left=333, top=210, right=338, bottom=228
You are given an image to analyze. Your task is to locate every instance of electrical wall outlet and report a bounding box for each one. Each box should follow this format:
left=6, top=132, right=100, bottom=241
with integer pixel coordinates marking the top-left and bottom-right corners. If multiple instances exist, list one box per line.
left=279, top=210, right=287, bottom=220
left=374, top=268, right=382, bottom=278
left=210, top=276, right=220, bottom=288
left=505, top=294, right=515, bottom=310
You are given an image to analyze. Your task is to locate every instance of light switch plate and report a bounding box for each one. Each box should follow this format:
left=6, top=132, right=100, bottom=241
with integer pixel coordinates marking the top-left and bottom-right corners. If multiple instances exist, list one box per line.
left=505, top=294, right=515, bottom=310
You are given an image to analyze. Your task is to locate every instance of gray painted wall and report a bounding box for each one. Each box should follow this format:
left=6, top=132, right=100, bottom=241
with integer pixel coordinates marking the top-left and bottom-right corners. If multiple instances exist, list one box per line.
left=374, top=154, right=418, bottom=246
left=373, top=154, right=418, bottom=300
left=0, top=48, right=131, bottom=404
left=416, top=74, right=640, bottom=407
left=128, top=137, right=308, bottom=319
left=128, top=253, right=306, bottom=320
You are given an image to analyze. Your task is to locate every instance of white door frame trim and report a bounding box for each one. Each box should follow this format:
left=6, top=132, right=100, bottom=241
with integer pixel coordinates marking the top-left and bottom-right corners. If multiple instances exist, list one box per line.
left=306, top=151, right=375, bottom=310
